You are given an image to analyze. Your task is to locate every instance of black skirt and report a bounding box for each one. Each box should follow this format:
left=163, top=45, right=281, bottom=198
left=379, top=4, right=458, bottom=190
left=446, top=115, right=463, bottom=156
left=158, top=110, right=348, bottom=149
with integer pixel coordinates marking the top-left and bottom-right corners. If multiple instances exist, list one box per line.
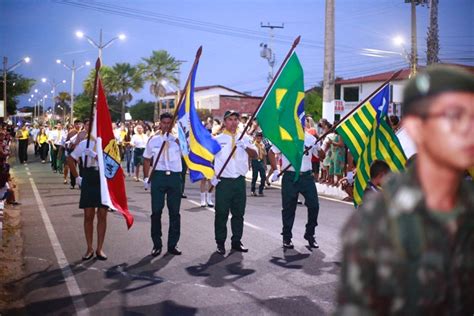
left=79, top=168, right=108, bottom=209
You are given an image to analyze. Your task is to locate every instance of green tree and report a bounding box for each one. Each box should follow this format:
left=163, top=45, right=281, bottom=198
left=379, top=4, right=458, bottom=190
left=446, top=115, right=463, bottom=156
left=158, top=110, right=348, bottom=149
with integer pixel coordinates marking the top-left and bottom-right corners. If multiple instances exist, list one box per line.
left=83, top=66, right=114, bottom=96
left=305, top=90, right=323, bottom=121
left=0, top=71, right=35, bottom=115
left=129, top=99, right=154, bottom=121
left=107, top=63, right=144, bottom=122
left=55, top=91, right=71, bottom=122
left=139, top=50, right=181, bottom=122
left=72, top=93, right=92, bottom=121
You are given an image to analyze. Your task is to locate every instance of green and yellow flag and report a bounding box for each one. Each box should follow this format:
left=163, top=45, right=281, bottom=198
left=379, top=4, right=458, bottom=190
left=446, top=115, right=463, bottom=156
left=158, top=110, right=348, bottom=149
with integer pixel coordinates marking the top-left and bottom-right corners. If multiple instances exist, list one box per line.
left=256, top=52, right=305, bottom=178
left=336, top=85, right=406, bottom=205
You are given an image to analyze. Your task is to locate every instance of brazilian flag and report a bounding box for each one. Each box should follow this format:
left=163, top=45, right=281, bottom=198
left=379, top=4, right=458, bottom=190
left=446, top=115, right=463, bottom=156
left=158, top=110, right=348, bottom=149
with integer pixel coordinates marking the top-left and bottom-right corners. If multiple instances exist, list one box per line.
left=256, top=52, right=305, bottom=179
left=336, top=85, right=407, bottom=205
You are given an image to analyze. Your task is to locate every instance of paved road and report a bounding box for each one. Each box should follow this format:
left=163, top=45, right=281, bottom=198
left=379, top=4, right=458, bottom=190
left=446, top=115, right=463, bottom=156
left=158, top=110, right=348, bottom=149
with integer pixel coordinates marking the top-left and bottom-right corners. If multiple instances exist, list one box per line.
left=7, top=152, right=354, bottom=315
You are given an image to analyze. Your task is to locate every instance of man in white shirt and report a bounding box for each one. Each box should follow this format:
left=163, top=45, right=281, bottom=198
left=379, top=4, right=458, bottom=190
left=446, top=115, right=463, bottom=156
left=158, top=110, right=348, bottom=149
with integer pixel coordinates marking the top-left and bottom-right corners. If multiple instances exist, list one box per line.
left=268, top=132, right=325, bottom=249
left=143, top=113, right=183, bottom=257
left=211, top=110, right=257, bottom=255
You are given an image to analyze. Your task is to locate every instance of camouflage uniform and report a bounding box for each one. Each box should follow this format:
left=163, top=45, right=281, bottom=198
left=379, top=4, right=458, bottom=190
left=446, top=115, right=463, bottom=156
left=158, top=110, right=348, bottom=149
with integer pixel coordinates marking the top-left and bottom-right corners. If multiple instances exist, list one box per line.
left=336, top=165, right=474, bottom=315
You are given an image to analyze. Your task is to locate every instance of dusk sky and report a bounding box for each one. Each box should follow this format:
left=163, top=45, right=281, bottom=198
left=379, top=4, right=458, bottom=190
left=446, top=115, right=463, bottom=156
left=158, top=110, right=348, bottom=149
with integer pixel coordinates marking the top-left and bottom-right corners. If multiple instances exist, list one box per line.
left=1, top=0, right=472, bottom=109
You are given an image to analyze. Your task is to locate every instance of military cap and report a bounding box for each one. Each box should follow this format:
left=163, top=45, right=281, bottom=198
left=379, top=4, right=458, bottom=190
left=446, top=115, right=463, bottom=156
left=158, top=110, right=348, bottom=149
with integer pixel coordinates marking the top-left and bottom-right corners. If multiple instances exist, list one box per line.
left=403, top=64, right=474, bottom=115
left=255, top=131, right=263, bottom=137
left=224, top=110, right=240, bottom=119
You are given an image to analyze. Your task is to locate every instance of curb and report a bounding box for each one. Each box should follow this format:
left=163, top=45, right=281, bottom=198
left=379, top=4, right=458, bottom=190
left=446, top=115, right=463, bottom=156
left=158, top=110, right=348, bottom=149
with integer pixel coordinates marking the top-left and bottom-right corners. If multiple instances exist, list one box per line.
left=0, top=167, right=26, bottom=311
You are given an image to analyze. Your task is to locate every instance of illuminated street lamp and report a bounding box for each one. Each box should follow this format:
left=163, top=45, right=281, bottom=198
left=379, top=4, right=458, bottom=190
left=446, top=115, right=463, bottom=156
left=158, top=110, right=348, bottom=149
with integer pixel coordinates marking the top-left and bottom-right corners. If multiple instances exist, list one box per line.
left=2, top=56, right=31, bottom=119
left=75, top=29, right=126, bottom=61
left=41, top=78, right=66, bottom=119
left=56, top=59, right=90, bottom=121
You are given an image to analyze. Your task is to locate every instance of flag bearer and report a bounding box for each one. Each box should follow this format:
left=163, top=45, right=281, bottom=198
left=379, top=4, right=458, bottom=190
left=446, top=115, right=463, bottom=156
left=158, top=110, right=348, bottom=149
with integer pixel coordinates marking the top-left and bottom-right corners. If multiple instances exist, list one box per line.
left=67, top=123, right=109, bottom=261
left=143, top=112, right=183, bottom=257
left=269, top=132, right=325, bottom=249
left=211, top=110, right=257, bottom=255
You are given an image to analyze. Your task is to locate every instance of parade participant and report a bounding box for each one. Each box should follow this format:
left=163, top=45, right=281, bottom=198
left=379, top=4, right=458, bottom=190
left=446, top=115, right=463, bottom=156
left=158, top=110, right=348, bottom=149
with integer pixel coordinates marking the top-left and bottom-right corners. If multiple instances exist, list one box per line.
left=199, top=179, right=214, bottom=207
left=16, top=123, right=29, bottom=164
left=65, top=120, right=82, bottom=189
left=143, top=112, right=183, bottom=256
left=31, top=124, right=40, bottom=156
left=48, top=123, right=64, bottom=173
left=211, top=110, right=257, bottom=255
left=250, top=132, right=267, bottom=196
left=131, top=124, right=148, bottom=182
left=66, top=122, right=108, bottom=261
left=268, top=132, right=325, bottom=249
left=336, top=65, right=474, bottom=315
left=122, top=129, right=134, bottom=177
left=363, top=159, right=390, bottom=196
left=37, top=127, right=49, bottom=163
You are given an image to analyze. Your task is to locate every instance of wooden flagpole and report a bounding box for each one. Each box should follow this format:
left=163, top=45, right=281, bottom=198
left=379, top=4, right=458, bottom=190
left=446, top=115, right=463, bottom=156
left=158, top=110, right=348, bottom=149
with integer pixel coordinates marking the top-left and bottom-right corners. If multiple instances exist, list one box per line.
left=84, top=58, right=101, bottom=167
left=147, top=46, right=203, bottom=184
left=277, top=68, right=403, bottom=176
left=209, top=36, right=302, bottom=192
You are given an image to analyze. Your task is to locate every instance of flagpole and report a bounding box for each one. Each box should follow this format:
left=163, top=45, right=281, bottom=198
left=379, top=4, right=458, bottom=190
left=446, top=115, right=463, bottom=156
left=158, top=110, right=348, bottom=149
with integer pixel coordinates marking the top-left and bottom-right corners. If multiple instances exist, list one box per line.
left=84, top=58, right=102, bottom=167
left=147, top=46, right=203, bottom=184
left=209, top=36, right=301, bottom=192
left=277, top=68, right=403, bottom=176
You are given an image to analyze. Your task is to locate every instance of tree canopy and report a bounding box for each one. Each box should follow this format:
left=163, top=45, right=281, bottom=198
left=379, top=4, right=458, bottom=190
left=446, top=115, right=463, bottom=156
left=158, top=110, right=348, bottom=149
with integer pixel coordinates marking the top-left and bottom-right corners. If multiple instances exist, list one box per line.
left=0, top=71, right=35, bottom=115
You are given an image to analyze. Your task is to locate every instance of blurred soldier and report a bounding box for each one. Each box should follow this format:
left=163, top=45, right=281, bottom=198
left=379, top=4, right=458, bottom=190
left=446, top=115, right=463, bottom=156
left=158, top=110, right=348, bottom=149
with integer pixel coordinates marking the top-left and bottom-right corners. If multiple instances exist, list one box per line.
left=268, top=132, right=325, bottom=249
left=211, top=110, right=257, bottom=255
left=250, top=132, right=267, bottom=196
left=336, top=65, right=474, bottom=315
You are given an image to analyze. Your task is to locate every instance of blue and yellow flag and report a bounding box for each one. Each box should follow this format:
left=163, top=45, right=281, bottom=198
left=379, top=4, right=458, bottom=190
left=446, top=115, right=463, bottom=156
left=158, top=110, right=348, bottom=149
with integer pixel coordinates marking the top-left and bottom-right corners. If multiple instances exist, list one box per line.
left=177, top=63, right=221, bottom=182
left=336, top=85, right=406, bottom=205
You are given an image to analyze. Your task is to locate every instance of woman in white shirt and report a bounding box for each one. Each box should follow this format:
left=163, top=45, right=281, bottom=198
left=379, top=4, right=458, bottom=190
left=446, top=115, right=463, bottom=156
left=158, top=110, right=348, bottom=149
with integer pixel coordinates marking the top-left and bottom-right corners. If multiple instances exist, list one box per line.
left=130, top=125, right=149, bottom=182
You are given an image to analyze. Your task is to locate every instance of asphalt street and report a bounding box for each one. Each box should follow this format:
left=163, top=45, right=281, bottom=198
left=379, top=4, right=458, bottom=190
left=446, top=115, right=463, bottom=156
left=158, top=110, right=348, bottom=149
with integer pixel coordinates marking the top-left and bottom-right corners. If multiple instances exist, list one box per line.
left=6, top=151, right=354, bottom=316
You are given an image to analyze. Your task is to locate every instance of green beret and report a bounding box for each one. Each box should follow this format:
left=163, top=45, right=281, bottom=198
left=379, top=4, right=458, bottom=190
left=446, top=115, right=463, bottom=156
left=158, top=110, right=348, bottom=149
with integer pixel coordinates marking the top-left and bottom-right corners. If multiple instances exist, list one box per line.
left=403, top=64, right=474, bottom=115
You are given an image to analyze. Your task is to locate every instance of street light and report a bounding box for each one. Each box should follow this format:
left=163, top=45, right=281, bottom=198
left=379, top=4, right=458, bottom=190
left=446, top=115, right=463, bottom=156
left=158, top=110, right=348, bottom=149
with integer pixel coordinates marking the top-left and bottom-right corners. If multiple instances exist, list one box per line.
left=56, top=59, right=90, bottom=121
left=41, top=78, right=66, bottom=120
left=2, top=56, right=31, bottom=119
left=75, top=29, right=126, bottom=61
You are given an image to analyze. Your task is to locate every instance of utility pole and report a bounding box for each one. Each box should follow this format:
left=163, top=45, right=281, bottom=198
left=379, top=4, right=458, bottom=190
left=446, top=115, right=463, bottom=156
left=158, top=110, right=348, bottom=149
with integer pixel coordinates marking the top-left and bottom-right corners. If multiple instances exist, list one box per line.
left=406, top=0, right=428, bottom=76
left=322, top=0, right=335, bottom=123
left=426, top=0, right=439, bottom=65
left=260, top=22, right=284, bottom=83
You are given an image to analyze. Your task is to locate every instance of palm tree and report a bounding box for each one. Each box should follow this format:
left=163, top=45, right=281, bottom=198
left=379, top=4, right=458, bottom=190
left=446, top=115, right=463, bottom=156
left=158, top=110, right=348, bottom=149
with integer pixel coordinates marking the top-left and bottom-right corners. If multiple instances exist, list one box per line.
left=107, top=63, right=144, bottom=122
left=55, top=92, right=71, bottom=122
left=139, top=50, right=182, bottom=122
left=83, top=64, right=143, bottom=122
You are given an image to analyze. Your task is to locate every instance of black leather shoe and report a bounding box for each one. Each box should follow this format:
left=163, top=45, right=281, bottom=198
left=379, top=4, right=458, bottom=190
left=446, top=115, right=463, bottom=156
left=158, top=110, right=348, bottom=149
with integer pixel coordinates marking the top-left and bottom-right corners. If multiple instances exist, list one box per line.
left=231, top=242, right=248, bottom=252
left=151, top=247, right=162, bottom=257
left=216, top=243, right=226, bottom=255
left=95, top=251, right=108, bottom=261
left=305, top=236, right=319, bottom=249
left=82, top=251, right=94, bottom=261
left=181, top=194, right=187, bottom=199
left=283, top=240, right=294, bottom=249
left=167, top=246, right=182, bottom=255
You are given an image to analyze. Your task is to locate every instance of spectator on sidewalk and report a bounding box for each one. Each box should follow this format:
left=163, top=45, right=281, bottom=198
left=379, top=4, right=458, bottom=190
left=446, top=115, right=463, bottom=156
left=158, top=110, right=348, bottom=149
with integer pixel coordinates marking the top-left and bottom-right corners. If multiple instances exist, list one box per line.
left=16, top=124, right=29, bottom=164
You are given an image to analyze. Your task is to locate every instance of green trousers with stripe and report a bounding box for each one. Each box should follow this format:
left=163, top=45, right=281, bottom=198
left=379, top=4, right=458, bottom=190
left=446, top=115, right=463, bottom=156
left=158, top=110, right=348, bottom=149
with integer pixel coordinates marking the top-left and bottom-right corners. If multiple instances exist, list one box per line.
left=214, top=176, right=246, bottom=244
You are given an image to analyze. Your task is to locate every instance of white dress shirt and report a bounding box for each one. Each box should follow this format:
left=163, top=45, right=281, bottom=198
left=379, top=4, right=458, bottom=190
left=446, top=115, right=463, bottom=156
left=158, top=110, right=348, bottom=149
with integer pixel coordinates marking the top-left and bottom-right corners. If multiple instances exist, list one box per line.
left=70, top=139, right=98, bottom=168
left=213, top=131, right=257, bottom=178
left=131, top=133, right=149, bottom=148
left=271, top=132, right=321, bottom=172
left=143, top=134, right=182, bottom=172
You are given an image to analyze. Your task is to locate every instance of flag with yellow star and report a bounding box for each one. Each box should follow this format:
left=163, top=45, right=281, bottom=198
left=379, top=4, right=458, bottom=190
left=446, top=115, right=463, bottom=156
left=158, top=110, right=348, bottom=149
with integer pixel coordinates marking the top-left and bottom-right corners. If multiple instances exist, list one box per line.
left=256, top=51, right=305, bottom=178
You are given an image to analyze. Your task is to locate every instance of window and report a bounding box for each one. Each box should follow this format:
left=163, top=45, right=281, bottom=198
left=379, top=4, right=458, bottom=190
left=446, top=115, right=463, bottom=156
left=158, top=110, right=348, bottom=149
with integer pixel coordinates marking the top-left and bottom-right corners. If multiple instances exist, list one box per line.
left=343, top=86, right=359, bottom=102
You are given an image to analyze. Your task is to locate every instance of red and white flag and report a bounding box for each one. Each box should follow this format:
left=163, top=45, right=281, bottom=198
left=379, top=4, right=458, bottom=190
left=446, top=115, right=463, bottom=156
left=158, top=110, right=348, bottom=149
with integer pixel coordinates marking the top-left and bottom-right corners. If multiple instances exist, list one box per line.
left=90, top=78, right=134, bottom=229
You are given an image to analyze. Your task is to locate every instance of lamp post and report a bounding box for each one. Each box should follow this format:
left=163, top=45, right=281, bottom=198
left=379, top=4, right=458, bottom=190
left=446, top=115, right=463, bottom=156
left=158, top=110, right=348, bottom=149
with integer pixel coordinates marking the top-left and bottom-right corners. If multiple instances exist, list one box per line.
left=41, top=78, right=66, bottom=121
left=56, top=59, right=90, bottom=121
left=2, top=56, right=30, bottom=119
left=75, top=29, right=126, bottom=61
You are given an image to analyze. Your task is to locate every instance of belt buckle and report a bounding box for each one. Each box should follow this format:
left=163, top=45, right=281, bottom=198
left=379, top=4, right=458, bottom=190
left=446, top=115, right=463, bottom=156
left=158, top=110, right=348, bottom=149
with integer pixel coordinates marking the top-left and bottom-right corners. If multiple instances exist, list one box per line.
left=165, top=171, right=171, bottom=176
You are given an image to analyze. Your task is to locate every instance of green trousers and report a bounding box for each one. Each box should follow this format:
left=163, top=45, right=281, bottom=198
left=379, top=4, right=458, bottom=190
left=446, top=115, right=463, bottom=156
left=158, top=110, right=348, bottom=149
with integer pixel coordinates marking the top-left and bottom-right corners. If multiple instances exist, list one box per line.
left=281, top=171, right=319, bottom=241
left=150, top=171, right=182, bottom=249
left=215, top=176, right=246, bottom=244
